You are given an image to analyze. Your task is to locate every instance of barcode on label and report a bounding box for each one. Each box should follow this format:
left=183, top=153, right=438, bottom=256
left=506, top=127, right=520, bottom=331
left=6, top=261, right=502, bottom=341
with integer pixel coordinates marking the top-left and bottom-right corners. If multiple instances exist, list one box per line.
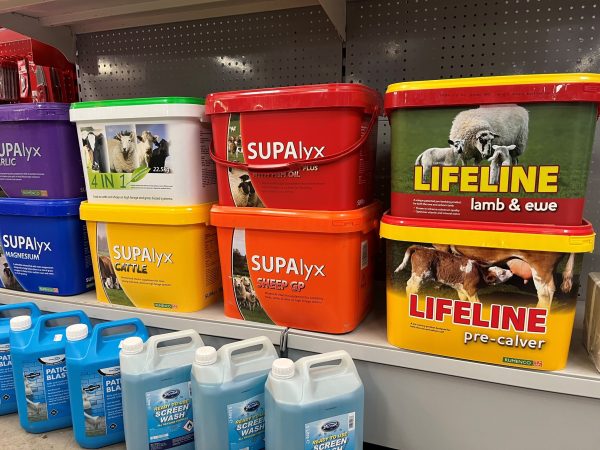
left=360, top=240, right=368, bottom=270
left=348, top=412, right=355, bottom=431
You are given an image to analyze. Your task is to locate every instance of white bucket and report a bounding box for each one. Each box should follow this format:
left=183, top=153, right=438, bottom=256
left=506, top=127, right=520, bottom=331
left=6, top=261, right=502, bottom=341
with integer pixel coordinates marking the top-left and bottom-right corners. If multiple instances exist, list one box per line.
left=70, top=97, right=217, bottom=206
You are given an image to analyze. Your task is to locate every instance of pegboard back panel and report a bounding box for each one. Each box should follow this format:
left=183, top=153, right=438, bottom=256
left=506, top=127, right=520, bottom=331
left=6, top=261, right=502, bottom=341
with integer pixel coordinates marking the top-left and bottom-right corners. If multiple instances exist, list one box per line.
left=76, top=5, right=341, bottom=100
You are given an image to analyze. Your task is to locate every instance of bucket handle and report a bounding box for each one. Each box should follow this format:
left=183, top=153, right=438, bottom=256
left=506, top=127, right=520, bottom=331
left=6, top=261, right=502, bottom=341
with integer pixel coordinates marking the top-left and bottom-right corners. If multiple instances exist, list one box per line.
left=299, top=350, right=355, bottom=380
left=91, top=318, right=148, bottom=350
left=149, top=329, right=204, bottom=362
left=35, top=310, right=90, bottom=339
left=220, top=336, right=277, bottom=366
left=209, top=108, right=379, bottom=172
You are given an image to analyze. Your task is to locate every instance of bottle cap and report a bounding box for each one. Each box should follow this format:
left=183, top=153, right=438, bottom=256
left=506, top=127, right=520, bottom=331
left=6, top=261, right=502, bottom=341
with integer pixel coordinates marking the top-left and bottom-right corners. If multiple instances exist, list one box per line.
left=195, top=346, right=217, bottom=365
left=66, top=323, right=89, bottom=342
left=10, top=315, right=32, bottom=332
left=121, top=336, right=144, bottom=355
left=271, top=358, right=295, bottom=379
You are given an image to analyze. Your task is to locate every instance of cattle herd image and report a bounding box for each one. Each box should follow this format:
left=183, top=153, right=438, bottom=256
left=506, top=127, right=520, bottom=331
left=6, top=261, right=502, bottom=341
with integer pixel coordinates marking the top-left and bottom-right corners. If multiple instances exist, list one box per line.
left=389, top=241, right=581, bottom=310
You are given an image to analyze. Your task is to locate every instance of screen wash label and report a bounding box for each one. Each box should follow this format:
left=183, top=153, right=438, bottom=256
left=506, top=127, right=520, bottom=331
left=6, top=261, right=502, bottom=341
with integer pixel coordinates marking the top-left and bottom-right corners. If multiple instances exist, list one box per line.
left=305, top=412, right=356, bottom=450
left=145, top=381, right=194, bottom=450
left=226, top=392, right=266, bottom=450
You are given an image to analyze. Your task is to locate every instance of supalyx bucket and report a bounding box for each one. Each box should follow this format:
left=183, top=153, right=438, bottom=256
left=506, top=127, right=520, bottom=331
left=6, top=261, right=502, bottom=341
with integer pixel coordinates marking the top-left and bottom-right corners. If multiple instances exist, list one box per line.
left=381, top=214, right=595, bottom=370
left=206, top=84, right=380, bottom=210
left=80, top=201, right=221, bottom=312
left=70, top=97, right=217, bottom=206
left=0, top=198, right=93, bottom=295
left=210, top=203, right=380, bottom=333
left=0, top=103, right=85, bottom=199
left=385, top=73, right=600, bottom=225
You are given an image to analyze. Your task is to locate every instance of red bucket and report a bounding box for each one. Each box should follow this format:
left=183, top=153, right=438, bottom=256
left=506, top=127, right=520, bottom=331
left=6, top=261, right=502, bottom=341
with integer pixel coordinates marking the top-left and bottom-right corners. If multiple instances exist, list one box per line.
left=206, top=83, right=381, bottom=210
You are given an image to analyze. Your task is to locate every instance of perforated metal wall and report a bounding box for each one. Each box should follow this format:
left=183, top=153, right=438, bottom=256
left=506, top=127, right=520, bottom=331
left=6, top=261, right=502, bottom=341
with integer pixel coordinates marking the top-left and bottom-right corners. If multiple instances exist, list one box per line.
left=76, top=5, right=341, bottom=100
left=346, top=0, right=600, bottom=279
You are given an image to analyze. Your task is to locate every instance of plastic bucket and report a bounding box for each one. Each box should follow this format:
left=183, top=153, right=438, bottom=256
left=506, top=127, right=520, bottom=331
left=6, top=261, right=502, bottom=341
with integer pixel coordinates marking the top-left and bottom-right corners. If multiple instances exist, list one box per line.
left=80, top=201, right=221, bottom=312
left=381, top=213, right=596, bottom=370
left=70, top=97, right=217, bottom=206
left=0, top=198, right=92, bottom=295
left=206, top=84, right=381, bottom=211
left=385, top=73, right=600, bottom=225
left=210, top=202, right=380, bottom=333
left=0, top=103, right=85, bottom=198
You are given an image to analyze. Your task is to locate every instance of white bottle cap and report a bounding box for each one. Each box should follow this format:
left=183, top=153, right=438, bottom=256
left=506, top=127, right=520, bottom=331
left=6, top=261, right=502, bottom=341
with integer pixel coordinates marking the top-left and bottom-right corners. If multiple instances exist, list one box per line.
left=121, top=336, right=144, bottom=355
left=195, top=346, right=217, bottom=365
left=271, top=358, right=295, bottom=379
left=10, top=315, right=32, bottom=332
left=66, top=324, right=89, bottom=342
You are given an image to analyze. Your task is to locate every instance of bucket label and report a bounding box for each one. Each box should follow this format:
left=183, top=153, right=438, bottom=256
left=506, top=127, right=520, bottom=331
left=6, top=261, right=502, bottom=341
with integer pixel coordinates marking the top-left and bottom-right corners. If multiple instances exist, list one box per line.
left=22, top=353, right=69, bottom=422
left=387, top=241, right=580, bottom=369
left=79, top=122, right=216, bottom=204
left=145, top=381, right=194, bottom=450
left=391, top=103, right=596, bottom=224
left=226, top=392, right=266, bottom=450
left=304, top=412, right=356, bottom=450
left=80, top=366, right=123, bottom=437
left=0, top=343, right=15, bottom=406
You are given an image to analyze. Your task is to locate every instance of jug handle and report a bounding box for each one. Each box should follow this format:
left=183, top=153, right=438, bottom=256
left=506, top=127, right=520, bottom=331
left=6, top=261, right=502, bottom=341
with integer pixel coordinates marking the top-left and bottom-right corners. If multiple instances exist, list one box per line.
left=0, top=302, right=40, bottom=318
left=149, top=329, right=204, bottom=363
left=299, top=350, right=354, bottom=380
left=221, top=336, right=277, bottom=365
left=91, top=318, right=149, bottom=351
left=35, top=310, right=90, bottom=341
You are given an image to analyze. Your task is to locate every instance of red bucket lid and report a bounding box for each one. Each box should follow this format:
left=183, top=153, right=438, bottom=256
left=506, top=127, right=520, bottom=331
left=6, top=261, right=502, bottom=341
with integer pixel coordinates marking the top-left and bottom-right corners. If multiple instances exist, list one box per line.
left=206, top=83, right=381, bottom=114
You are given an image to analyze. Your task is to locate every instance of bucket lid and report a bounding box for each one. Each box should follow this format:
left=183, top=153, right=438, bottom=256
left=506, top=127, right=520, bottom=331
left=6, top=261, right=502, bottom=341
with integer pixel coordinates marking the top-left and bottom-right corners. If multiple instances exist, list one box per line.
left=80, top=201, right=212, bottom=226
left=71, top=97, right=205, bottom=109
left=210, top=202, right=381, bottom=234
left=0, top=102, right=71, bottom=121
left=385, top=73, right=600, bottom=110
left=0, top=197, right=84, bottom=217
left=205, top=83, right=381, bottom=114
left=380, top=214, right=595, bottom=253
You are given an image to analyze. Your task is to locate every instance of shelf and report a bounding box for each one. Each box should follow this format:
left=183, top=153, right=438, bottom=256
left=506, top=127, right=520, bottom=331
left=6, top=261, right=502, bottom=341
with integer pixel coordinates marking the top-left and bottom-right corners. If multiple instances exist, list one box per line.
left=0, top=289, right=285, bottom=344
left=0, top=0, right=345, bottom=37
left=287, top=302, right=600, bottom=400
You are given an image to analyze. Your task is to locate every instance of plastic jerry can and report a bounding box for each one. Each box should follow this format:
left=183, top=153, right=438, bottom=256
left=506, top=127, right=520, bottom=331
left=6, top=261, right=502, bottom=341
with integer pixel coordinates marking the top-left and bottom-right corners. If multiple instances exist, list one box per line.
left=10, top=310, right=91, bottom=433
left=65, top=319, right=149, bottom=448
left=191, top=336, right=278, bottom=450
left=120, top=329, right=204, bottom=450
left=0, top=302, right=41, bottom=415
left=265, top=351, right=364, bottom=450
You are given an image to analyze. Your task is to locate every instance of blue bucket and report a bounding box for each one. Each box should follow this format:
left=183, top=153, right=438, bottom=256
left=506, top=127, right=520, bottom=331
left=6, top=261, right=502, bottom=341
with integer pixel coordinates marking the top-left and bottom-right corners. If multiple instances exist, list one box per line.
left=0, top=198, right=93, bottom=295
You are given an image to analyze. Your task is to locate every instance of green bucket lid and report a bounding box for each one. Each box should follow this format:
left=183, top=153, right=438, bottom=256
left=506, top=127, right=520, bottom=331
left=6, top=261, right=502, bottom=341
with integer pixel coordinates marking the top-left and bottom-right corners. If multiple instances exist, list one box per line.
left=71, top=97, right=205, bottom=109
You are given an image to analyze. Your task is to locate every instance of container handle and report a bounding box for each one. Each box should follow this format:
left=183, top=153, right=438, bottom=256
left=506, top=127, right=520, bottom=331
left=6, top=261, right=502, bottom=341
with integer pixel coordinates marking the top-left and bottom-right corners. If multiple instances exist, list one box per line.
left=91, top=318, right=148, bottom=350
left=209, top=108, right=379, bottom=172
left=149, top=329, right=204, bottom=361
left=221, top=336, right=277, bottom=366
left=35, top=310, right=90, bottom=340
left=0, top=302, right=40, bottom=319
left=299, top=350, right=355, bottom=380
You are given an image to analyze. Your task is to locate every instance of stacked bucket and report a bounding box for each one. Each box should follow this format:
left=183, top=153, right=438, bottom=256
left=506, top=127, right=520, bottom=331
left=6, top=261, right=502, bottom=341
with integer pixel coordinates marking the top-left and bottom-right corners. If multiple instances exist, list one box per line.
left=70, top=98, right=222, bottom=312
left=0, top=103, right=92, bottom=295
left=206, top=84, right=382, bottom=333
left=381, top=74, right=600, bottom=371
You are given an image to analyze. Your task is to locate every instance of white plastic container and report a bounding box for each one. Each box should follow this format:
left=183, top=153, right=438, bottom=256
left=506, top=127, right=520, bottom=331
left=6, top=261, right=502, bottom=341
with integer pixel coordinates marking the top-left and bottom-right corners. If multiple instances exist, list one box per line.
left=70, top=97, right=217, bottom=206
left=265, top=351, right=364, bottom=450
left=120, top=329, right=204, bottom=450
left=191, top=336, right=278, bottom=450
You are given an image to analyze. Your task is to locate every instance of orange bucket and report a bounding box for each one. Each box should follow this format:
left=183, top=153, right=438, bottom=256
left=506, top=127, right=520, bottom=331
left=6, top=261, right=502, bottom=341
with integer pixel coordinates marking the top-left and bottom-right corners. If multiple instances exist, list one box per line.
left=210, top=203, right=380, bottom=333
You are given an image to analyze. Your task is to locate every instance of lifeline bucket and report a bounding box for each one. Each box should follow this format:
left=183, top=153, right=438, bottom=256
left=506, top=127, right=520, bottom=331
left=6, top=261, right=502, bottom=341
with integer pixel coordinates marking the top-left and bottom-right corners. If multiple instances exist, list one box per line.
left=210, top=202, right=380, bottom=333
left=70, top=97, right=216, bottom=206
left=381, top=213, right=595, bottom=371
left=385, top=73, right=600, bottom=225
left=0, top=198, right=93, bottom=295
left=80, top=201, right=221, bottom=312
left=206, top=83, right=381, bottom=211
left=0, top=103, right=85, bottom=198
